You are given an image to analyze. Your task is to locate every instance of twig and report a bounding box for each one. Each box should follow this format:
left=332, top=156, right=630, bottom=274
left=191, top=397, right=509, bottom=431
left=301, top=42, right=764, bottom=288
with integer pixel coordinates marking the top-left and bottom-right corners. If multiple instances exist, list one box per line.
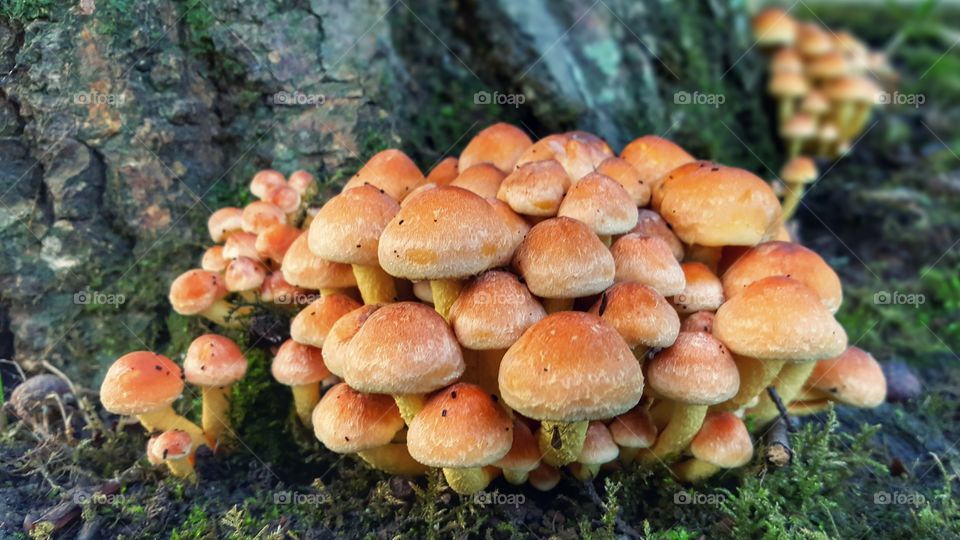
left=765, top=386, right=795, bottom=432
left=765, top=416, right=793, bottom=469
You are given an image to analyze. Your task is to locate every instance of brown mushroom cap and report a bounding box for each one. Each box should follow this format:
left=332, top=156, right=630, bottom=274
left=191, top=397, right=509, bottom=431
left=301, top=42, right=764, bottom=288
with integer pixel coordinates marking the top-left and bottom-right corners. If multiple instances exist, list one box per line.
left=152, top=429, right=193, bottom=461
left=752, top=8, right=797, bottom=47
left=628, top=209, right=684, bottom=261
left=287, top=170, right=316, bottom=196
left=768, top=72, right=809, bottom=99
left=494, top=418, right=540, bottom=472
left=447, top=271, right=546, bottom=350
left=459, top=123, right=533, bottom=172
left=281, top=233, right=357, bottom=291
left=250, top=170, right=286, bottom=199
left=487, top=198, right=531, bottom=253
left=259, top=273, right=307, bottom=304
left=450, top=163, right=507, bottom=199
left=201, top=246, right=227, bottom=273
left=378, top=186, right=513, bottom=280
left=270, top=339, right=330, bottom=387
left=341, top=302, right=465, bottom=394
left=426, top=157, right=459, bottom=186
left=184, top=334, right=247, bottom=387
left=595, top=156, right=652, bottom=206
left=499, top=312, right=643, bottom=421
left=781, top=113, right=817, bottom=140
left=312, top=383, right=405, bottom=453
left=653, top=162, right=781, bottom=247
left=689, top=412, right=753, bottom=468
left=241, top=201, right=286, bottom=234
left=408, top=383, right=513, bottom=468
left=222, top=232, right=260, bottom=261
left=145, top=436, right=163, bottom=466
left=721, top=241, right=843, bottom=313
left=807, top=347, right=887, bottom=407
left=771, top=48, right=803, bottom=74
left=797, top=24, right=834, bottom=57
left=207, top=207, right=244, bottom=243
left=513, top=217, right=615, bottom=299
left=646, top=331, right=740, bottom=405
left=100, top=351, right=184, bottom=415
left=578, top=421, right=620, bottom=465
left=266, top=185, right=302, bottom=214
left=341, top=149, right=425, bottom=202
left=713, top=276, right=847, bottom=362
left=680, top=311, right=715, bottom=334
left=611, top=234, right=685, bottom=296
left=290, top=294, right=363, bottom=348
left=588, top=282, right=680, bottom=350
left=557, top=172, right=639, bottom=236
left=529, top=463, right=561, bottom=491
left=515, top=133, right=610, bottom=180
left=224, top=257, right=267, bottom=292
left=671, top=262, right=724, bottom=314
left=619, top=135, right=695, bottom=192
left=824, top=76, right=881, bottom=104
left=308, top=184, right=400, bottom=267
left=609, top=405, right=658, bottom=449
left=255, top=224, right=301, bottom=264
left=169, top=269, right=228, bottom=315
left=322, top=305, right=380, bottom=378
left=497, top=160, right=572, bottom=217
left=801, top=91, right=830, bottom=116
left=780, top=157, right=818, bottom=186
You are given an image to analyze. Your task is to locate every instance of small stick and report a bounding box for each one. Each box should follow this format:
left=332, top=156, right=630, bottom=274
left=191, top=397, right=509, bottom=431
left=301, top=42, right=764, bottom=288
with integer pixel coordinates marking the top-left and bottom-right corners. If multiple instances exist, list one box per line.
left=765, top=386, right=795, bottom=431
left=765, top=416, right=793, bottom=468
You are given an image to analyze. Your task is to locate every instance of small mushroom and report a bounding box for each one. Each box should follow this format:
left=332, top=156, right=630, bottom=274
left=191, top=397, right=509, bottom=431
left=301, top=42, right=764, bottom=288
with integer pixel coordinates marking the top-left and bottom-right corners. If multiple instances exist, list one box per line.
left=425, top=157, right=459, bottom=186
left=281, top=233, right=356, bottom=296
left=150, top=430, right=197, bottom=482
left=609, top=404, right=657, bottom=464
left=183, top=334, right=248, bottom=449
left=557, top=172, right=638, bottom=245
left=570, top=421, right=619, bottom=480
left=493, top=419, right=540, bottom=485
left=340, top=149, right=425, bottom=203
left=673, top=412, right=753, bottom=482
left=270, top=340, right=330, bottom=429
left=458, top=123, right=532, bottom=173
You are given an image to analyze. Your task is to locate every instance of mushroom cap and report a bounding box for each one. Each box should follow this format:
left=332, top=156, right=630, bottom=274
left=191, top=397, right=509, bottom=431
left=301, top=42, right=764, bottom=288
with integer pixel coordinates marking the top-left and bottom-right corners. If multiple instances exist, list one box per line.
left=771, top=48, right=803, bottom=74
left=628, top=209, right=684, bottom=260
left=781, top=113, right=817, bottom=139
left=224, top=257, right=267, bottom=292
left=184, top=334, right=247, bottom=387
left=611, top=234, right=686, bottom=296
left=713, top=276, right=847, bottom=362
left=487, top=198, right=531, bottom=253
left=459, top=123, right=533, bottom=172
left=653, top=162, right=781, bottom=247
left=680, top=311, right=715, bottom=334
left=557, top=172, right=639, bottom=236
left=322, top=304, right=380, bottom=378
left=447, top=271, right=546, bottom=350
left=426, top=156, right=459, bottom=186
left=250, top=169, right=286, bottom=199
left=100, top=351, right=184, bottom=415
left=528, top=463, right=561, bottom=491
left=259, top=272, right=307, bottom=304
left=145, top=436, right=163, bottom=465
left=819, top=122, right=839, bottom=142
left=797, top=24, right=834, bottom=57
left=341, top=149, right=425, bottom=202
left=400, top=183, right=438, bottom=208
left=589, top=282, right=680, bottom=350
left=595, top=156, right=652, bottom=206
left=515, top=133, right=609, bottom=180
left=806, top=51, right=849, bottom=79
left=342, top=302, right=465, bottom=394
left=619, top=135, right=695, bottom=192
left=768, top=72, right=809, bottom=98
left=807, top=347, right=887, bottom=407
left=152, top=430, right=193, bottom=461
left=290, top=294, right=363, bottom=348
left=646, top=331, right=740, bottom=405
left=256, top=224, right=301, bottom=264
left=609, top=405, right=658, bottom=449
left=207, top=207, right=244, bottom=243
left=499, top=312, right=644, bottom=422
left=800, top=91, right=830, bottom=115
left=266, top=185, right=302, bottom=214
left=308, top=184, right=400, bottom=266
left=201, top=245, right=227, bottom=273
left=378, top=186, right=513, bottom=280
left=752, top=8, right=796, bottom=46
left=497, top=160, right=571, bottom=217
left=689, top=412, right=753, bottom=468
left=312, top=383, right=405, bottom=453
left=513, top=217, right=615, bottom=299
left=270, top=339, right=330, bottom=386
left=825, top=76, right=881, bottom=104
left=493, top=418, right=540, bottom=472
left=287, top=170, right=316, bottom=195
left=450, top=163, right=506, bottom=199
left=408, top=383, right=513, bottom=468
left=671, top=262, right=724, bottom=314
left=577, top=421, right=620, bottom=465
left=241, top=201, right=286, bottom=234
left=281, top=233, right=357, bottom=290
left=780, top=157, right=818, bottom=186
left=169, top=269, right=228, bottom=315
left=222, top=232, right=260, bottom=261
left=412, top=280, right=433, bottom=304
left=721, top=241, right=843, bottom=313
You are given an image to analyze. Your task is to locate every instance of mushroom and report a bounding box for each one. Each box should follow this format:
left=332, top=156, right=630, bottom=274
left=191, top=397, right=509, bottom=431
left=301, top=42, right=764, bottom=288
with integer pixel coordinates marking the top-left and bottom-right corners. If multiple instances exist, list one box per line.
left=200, top=245, right=227, bottom=273
left=224, top=257, right=268, bottom=300
left=499, top=312, right=643, bottom=466
left=150, top=430, right=197, bottom=482
left=528, top=463, right=561, bottom=491
left=610, top=234, right=686, bottom=297
left=800, top=90, right=830, bottom=124
left=806, top=51, right=849, bottom=83
left=290, top=294, right=363, bottom=349
left=767, top=72, right=808, bottom=125
left=628, top=209, right=684, bottom=261
left=169, top=269, right=250, bottom=328
left=207, top=207, right=244, bottom=243
left=796, top=23, right=834, bottom=58
left=802, top=346, right=887, bottom=409
left=588, top=282, right=680, bottom=361
left=458, top=123, right=533, bottom=173
left=557, top=172, right=639, bottom=245
left=781, top=114, right=817, bottom=159
left=450, top=163, right=507, bottom=199
left=619, top=135, right=695, bottom=194
left=341, top=149, right=425, bottom=202
left=407, top=383, right=512, bottom=494
left=266, top=184, right=303, bottom=218
left=595, top=156, right=652, bottom=207
left=447, top=271, right=546, bottom=396
left=670, top=262, right=724, bottom=315
left=824, top=76, right=880, bottom=141
left=570, top=421, right=619, bottom=480
left=817, top=122, right=840, bottom=157
left=487, top=198, right=531, bottom=255
left=512, top=217, right=615, bottom=312
left=377, top=186, right=513, bottom=320
left=672, top=412, right=753, bottom=482
left=183, top=334, right=248, bottom=448
left=255, top=224, right=301, bottom=266
left=250, top=169, right=286, bottom=199
left=288, top=170, right=317, bottom=199
left=281, top=233, right=356, bottom=296
left=321, top=304, right=380, bottom=378
left=222, top=231, right=260, bottom=261
left=270, top=339, right=330, bottom=429
left=778, top=156, right=818, bottom=221
left=99, top=351, right=206, bottom=448
left=497, top=160, right=572, bottom=219
left=425, top=156, right=459, bottom=185
left=751, top=8, right=797, bottom=49
left=609, top=404, right=658, bottom=464
left=640, top=331, right=739, bottom=463
left=493, top=419, right=541, bottom=484
left=308, top=184, right=400, bottom=305
left=680, top=311, right=715, bottom=334
left=259, top=272, right=308, bottom=305
left=241, top=201, right=286, bottom=234
left=770, top=48, right=803, bottom=74
left=515, top=132, right=610, bottom=180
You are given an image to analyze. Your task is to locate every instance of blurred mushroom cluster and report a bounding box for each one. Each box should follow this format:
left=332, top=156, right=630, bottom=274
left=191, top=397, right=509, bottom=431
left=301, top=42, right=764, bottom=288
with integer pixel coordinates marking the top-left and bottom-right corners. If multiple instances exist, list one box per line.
left=102, top=124, right=888, bottom=491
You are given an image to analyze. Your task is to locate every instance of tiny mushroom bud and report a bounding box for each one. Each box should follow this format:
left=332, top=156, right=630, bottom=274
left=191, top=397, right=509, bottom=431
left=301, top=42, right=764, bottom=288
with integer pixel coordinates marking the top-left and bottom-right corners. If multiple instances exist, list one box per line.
left=610, top=404, right=658, bottom=464
left=271, top=339, right=331, bottom=429
left=222, top=231, right=260, bottom=261
left=207, top=207, right=244, bottom=243
left=241, top=201, right=286, bottom=234
left=673, top=411, right=753, bottom=482
left=183, top=334, right=247, bottom=449
left=169, top=269, right=251, bottom=328
left=151, top=430, right=197, bottom=482
left=287, top=170, right=317, bottom=197
left=224, top=257, right=268, bottom=297
left=570, top=421, right=619, bottom=480
left=493, top=419, right=541, bottom=485
left=781, top=113, right=817, bottom=159
left=201, top=245, right=228, bottom=273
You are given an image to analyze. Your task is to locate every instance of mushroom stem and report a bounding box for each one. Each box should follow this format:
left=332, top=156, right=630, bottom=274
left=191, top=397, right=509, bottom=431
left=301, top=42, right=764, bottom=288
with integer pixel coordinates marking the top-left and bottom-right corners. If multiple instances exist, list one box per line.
left=319, top=288, right=341, bottom=297
left=817, top=138, right=834, bottom=157
left=136, top=407, right=207, bottom=449
left=570, top=462, right=601, bottom=481
left=201, top=386, right=232, bottom=449
left=777, top=99, right=795, bottom=125
left=429, top=279, right=462, bottom=320
left=835, top=102, right=856, bottom=138
left=673, top=458, right=720, bottom=482
left=786, top=138, right=803, bottom=159
left=542, top=298, right=574, bottom=314
left=502, top=469, right=530, bottom=485
left=357, top=444, right=429, bottom=476
left=780, top=182, right=805, bottom=222
left=537, top=420, right=589, bottom=466
left=442, top=466, right=498, bottom=495
left=352, top=264, right=397, bottom=305
left=291, top=383, right=321, bottom=429
left=394, top=394, right=427, bottom=425
left=640, top=404, right=707, bottom=464
left=685, top=245, right=722, bottom=273
left=748, top=361, right=817, bottom=424
left=619, top=447, right=640, bottom=465
left=788, top=399, right=832, bottom=416
left=165, top=456, right=198, bottom=483
left=200, top=300, right=253, bottom=329
left=717, top=357, right=784, bottom=412
left=846, top=104, right=872, bottom=140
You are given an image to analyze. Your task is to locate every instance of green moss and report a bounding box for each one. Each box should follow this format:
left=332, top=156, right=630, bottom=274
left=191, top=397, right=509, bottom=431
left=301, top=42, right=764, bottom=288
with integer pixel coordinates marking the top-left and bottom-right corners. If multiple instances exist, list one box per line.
left=0, top=0, right=54, bottom=22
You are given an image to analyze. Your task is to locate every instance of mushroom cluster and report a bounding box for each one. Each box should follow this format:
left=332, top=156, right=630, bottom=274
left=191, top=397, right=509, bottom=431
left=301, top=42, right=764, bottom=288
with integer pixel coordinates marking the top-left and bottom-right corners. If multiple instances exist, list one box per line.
left=103, top=124, right=888, bottom=490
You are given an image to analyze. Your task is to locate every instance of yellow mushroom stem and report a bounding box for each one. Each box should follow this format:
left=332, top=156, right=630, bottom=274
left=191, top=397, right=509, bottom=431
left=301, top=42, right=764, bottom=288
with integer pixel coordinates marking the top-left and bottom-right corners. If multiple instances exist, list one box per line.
left=777, top=98, right=796, bottom=126
left=817, top=137, right=834, bottom=158
left=165, top=456, right=198, bottom=483
left=442, top=466, right=499, bottom=495
left=429, top=279, right=463, bottom=320
left=673, top=459, right=720, bottom=482
left=200, top=300, right=253, bottom=329
left=685, top=245, right=721, bottom=273
left=786, top=137, right=804, bottom=160
left=619, top=447, right=642, bottom=465
left=570, top=462, right=602, bottom=481
left=640, top=404, right=707, bottom=464
left=834, top=102, right=856, bottom=139
left=542, top=297, right=574, bottom=314
left=201, top=385, right=232, bottom=449
left=780, top=182, right=805, bottom=222
left=788, top=399, right=833, bottom=417
left=136, top=407, right=207, bottom=449
left=748, top=361, right=818, bottom=425
left=537, top=420, right=589, bottom=466
left=394, top=394, right=427, bottom=426
left=716, top=357, right=784, bottom=412
left=357, top=443, right=429, bottom=476
left=649, top=399, right=673, bottom=431
left=319, top=288, right=341, bottom=297
left=291, top=383, right=320, bottom=429
left=502, top=468, right=530, bottom=485
left=846, top=103, right=873, bottom=140
left=352, top=264, right=397, bottom=305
